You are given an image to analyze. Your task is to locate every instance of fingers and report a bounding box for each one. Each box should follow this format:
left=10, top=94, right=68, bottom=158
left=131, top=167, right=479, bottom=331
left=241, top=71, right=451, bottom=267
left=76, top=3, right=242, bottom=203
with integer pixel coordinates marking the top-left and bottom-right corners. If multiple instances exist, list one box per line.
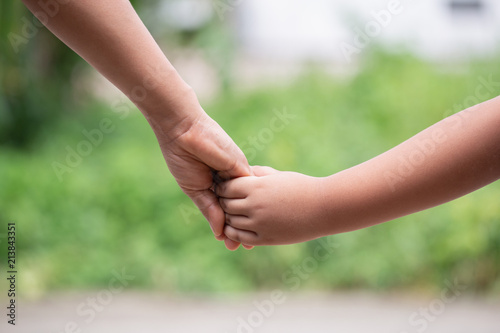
left=216, top=166, right=275, bottom=199
left=224, top=239, right=254, bottom=251
left=214, top=233, right=226, bottom=241
left=188, top=189, right=225, bottom=237
left=219, top=233, right=254, bottom=250
left=222, top=147, right=252, bottom=179
left=251, top=165, right=279, bottom=177
left=224, top=225, right=260, bottom=245
left=219, top=198, right=249, bottom=216
left=216, top=176, right=255, bottom=198
left=224, top=214, right=253, bottom=230
left=188, top=191, right=250, bottom=249
left=182, top=116, right=252, bottom=179
left=224, top=237, right=241, bottom=251
left=218, top=130, right=252, bottom=179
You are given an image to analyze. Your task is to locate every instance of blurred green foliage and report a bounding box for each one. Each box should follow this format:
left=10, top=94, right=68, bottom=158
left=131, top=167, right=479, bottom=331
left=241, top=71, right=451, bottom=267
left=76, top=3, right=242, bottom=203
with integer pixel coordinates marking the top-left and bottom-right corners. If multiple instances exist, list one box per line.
left=0, top=0, right=152, bottom=148
left=0, top=1, right=82, bottom=148
left=0, top=51, right=499, bottom=297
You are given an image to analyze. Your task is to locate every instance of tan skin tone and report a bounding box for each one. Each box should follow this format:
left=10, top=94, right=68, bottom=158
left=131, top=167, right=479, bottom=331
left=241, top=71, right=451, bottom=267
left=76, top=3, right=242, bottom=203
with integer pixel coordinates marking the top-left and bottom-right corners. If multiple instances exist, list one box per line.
left=22, top=1, right=500, bottom=249
left=218, top=96, right=500, bottom=246
left=21, top=0, right=252, bottom=250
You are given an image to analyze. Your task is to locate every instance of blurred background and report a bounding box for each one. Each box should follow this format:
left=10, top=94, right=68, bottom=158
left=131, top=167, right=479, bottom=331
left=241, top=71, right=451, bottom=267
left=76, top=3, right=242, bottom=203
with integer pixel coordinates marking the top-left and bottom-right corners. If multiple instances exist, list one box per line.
left=1, top=0, right=500, bottom=332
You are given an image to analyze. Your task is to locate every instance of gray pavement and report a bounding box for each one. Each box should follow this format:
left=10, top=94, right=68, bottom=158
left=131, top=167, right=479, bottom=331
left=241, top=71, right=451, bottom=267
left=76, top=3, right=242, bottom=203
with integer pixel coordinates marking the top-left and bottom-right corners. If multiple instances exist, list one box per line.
left=3, top=291, right=500, bottom=333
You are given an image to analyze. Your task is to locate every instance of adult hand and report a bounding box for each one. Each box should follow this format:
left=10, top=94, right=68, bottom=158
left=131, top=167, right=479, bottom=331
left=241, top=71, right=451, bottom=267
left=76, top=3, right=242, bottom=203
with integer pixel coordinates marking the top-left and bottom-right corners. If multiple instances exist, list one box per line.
left=150, top=107, right=254, bottom=250
left=20, top=0, right=253, bottom=250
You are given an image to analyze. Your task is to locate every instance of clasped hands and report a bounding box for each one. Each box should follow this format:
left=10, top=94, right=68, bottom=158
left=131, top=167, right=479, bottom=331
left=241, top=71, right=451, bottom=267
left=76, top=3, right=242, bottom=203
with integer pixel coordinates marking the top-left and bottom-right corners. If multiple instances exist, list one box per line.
left=152, top=97, right=321, bottom=250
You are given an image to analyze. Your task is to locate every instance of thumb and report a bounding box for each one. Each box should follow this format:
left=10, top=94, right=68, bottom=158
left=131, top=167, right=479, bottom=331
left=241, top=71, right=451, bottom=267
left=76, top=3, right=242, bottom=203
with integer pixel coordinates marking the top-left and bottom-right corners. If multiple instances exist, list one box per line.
left=218, top=148, right=252, bottom=180
left=251, top=165, right=279, bottom=177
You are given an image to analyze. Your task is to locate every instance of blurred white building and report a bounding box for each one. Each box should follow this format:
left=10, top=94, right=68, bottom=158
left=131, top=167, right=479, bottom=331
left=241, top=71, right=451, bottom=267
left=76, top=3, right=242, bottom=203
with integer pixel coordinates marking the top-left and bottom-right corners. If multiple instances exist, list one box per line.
left=149, top=0, right=500, bottom=96
left=235, top=0, right=500, bottom=63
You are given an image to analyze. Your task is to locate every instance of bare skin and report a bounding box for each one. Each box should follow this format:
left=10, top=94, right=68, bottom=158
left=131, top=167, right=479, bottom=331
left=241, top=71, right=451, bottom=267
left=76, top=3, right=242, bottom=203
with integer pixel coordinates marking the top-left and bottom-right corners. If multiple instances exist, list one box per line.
left=218, top=96, right=500, bottom=246
left=21, top=0, right=251, bottom=250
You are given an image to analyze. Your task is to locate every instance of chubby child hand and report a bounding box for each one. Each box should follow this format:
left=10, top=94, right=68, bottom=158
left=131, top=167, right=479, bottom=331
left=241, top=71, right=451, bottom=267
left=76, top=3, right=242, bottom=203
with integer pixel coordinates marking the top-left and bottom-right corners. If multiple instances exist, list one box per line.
left=217, top=166, right=329, bottom=246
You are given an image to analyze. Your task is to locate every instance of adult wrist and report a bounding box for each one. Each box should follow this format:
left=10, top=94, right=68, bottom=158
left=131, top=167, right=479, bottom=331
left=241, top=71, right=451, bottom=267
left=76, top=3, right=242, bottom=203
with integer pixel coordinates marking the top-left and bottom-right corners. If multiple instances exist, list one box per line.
left=135, top=76, right=205, bottom=142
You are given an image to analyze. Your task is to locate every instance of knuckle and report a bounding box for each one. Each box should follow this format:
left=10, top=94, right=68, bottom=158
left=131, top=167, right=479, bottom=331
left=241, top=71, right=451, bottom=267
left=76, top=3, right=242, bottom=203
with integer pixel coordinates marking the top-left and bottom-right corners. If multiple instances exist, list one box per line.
left=215, top=183, right=225, bottom=196
left=219, top=198, right=227, bottom=210
left=250, top=235, right=264, bottom=246
left=224, top=226, right=239, bottom=241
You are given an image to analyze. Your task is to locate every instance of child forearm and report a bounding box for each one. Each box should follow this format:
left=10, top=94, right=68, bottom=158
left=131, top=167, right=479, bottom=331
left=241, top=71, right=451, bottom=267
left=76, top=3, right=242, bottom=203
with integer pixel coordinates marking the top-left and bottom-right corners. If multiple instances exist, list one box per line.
left=218, top=97, right=500, bottom=246
left=321, top=96, right=500, bottom=234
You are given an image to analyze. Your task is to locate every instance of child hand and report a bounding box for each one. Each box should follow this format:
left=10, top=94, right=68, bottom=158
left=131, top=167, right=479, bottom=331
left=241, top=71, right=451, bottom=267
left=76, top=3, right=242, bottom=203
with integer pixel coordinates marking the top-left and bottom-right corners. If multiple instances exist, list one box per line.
left=217, top=166, right=329, bottom=246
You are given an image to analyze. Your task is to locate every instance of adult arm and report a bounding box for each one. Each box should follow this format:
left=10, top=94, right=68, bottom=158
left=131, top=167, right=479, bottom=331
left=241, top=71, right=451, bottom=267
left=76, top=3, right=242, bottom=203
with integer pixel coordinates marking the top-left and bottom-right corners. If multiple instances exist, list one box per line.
left=21, top=0, right=251, bottom=249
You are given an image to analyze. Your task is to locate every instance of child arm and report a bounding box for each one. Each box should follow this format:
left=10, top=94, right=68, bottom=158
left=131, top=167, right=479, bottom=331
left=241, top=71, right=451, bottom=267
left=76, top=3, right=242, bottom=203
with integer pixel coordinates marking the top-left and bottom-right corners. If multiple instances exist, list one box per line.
left=217, top=96, right=500, bottom=246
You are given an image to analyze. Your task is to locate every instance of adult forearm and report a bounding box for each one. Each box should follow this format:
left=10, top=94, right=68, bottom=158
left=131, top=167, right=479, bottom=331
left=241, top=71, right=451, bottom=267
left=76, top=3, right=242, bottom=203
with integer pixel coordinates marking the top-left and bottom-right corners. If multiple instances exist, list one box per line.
left=21, top=0, right=199, bottom=136
left=323, top=96, right=500, bottom=234
left=22, top=0, right=253, bottom=249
